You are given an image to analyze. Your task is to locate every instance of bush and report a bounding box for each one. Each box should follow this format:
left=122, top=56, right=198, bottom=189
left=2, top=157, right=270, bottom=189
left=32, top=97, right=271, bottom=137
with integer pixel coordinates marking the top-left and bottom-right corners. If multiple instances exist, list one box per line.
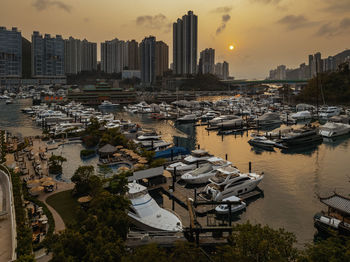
left=80, top=149, right=96, bottom=158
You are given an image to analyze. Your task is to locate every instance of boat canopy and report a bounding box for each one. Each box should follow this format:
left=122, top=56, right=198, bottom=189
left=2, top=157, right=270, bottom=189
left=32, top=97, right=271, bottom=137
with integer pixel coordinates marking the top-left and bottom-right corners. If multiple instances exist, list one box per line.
left=320, top=193, right=350, bottom=216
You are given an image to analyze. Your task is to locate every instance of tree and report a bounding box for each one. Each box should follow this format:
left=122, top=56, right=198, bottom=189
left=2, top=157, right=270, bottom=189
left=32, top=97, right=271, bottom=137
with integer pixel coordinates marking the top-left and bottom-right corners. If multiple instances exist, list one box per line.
left=299, top=236, right=350, bottom=262
left=71, top=165, right=96, bottom=196
left=122, top=243, right=167, bottom=262
left=216, top=222, right=299, bottom=262
left=170, top=241, right=208, bottom=262
left=48, top=155, right=67, bottom=174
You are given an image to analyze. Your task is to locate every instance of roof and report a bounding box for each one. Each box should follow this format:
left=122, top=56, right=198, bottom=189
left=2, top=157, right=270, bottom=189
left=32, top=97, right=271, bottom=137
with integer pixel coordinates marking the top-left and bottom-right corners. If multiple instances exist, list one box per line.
left=98, top=144, right=117, bottom=154
left=320, top=193, right=350, bottom=215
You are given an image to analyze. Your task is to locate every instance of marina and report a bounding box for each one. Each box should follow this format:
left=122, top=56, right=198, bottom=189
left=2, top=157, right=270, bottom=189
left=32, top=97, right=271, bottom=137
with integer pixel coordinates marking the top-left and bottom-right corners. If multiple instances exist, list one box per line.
left=1, top=97, right=350, bottom=245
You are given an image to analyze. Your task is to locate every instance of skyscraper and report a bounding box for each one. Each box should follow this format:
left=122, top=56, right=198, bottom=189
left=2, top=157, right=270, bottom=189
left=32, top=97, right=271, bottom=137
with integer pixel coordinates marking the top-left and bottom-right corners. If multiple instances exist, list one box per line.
left=101, top=38, right=128, bottom=74
left=140, top=36, right=156, bottom=84
left=81, top=39, right=97, bottom=72
left=199, top=48, right=215, bottom=74
left=32, top=31, right=64, bottom=77
left=173, top=10, right=198, bottom=75
left=64, top=37, right=81, bottom=74
left=127, top=40, right=139, bottom=70
left=0, top=27, right=22, bottom=78
left=155, top=41, right=169, bottom=77
left=222, top=61, right=229, bottom=80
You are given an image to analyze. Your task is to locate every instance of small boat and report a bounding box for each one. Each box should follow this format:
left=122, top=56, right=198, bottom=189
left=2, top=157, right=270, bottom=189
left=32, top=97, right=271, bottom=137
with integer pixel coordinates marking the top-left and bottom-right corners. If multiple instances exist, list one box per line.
left=291, top=111, right=312, bottom=120
left=137, top=131, right=161, bottom=141
left=280, top=126, right=322, bottom=147
left=256, top=112, right=282, bottom=127
left=127, top=182, right=182, bottom=232
left=248, top=135, right=276, bottom=150
left=5, top=99, right=13, bottom=104
left=177, top=114, right=197, bottom=123
left=215, top=195, right=246, bottom=214
left=98, top=100, right=119, bottom=108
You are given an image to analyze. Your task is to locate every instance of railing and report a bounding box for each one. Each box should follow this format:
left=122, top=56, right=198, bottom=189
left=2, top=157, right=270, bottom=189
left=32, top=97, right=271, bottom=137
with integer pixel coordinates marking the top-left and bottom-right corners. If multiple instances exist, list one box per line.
left=0, top=164, right=17, bottom=261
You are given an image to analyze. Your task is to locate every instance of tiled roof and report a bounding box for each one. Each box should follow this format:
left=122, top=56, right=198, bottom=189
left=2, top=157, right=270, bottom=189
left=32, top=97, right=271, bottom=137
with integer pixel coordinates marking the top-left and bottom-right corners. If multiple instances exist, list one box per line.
left=320, top=193, right=350, bottom=215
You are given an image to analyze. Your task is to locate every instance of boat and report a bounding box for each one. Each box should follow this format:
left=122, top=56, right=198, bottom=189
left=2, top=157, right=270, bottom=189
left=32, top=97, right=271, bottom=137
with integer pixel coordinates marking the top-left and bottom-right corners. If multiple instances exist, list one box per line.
left=319, top=106, right=341, bottom=119
left=217, top=119, right=244, bottom=130
left=215, top=195, right=246, bottom=214
left=181, top=157, right=232, bottom=184
left=137, top=131, right=161, bottom=141
left=314, top=193, right=350, bottom=236
left=255, top=112, right=282, bottom=127
left=248, top=135, right=276, bottom=150
left=5, top=99, right=13, bottom=104
left=319, top=122, right=350, bottom=138
left=209, top=115, right=240, bottom=126
left=279, top=125, right=322, bottom=147
left=154, top=146, right=190, bottom=160
left=98, top=100, right=119, bottom=108
left=291, top=111, right=312, bottom=120
left=202, top=166, right=263, bottom=201
left=127, top=182, right=183, bottom=232
left=177, top=114, right=197, bottom=123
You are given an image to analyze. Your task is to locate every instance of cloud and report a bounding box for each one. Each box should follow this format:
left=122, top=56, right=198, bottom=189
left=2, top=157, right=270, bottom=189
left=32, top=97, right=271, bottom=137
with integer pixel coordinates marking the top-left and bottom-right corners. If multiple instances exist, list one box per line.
left=250, top=0, right=282, bottom=5
left=321, top=0, right=350, bottom=14
left=211, top=6, right=233, bottom=13
left=32, top=0, right=72, bottom=13
left=277, top=15, right=315, bottom=30
left=136, top=14, right=172, bottom=33
left=316, top=18, right=350, bottom=37
left=216, top=14, right=231, bottom=35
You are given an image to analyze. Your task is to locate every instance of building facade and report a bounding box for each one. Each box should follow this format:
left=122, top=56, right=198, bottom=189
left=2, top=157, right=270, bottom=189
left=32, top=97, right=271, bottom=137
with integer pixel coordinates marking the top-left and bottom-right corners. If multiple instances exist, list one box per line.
left=199, top=48, right=215, bottom=74
left=32, top=31, right=65, bottom=78
left=127, top=40, right=139, bottom=70
left=173, top=10, right=198, bottom=76
left=101, top=38, right=128, bottom=74
left=0, top=27, right=22, bottom=78
left=155, top=41, right=169, bottom=77
left=140, top=36, right=156, bottom=84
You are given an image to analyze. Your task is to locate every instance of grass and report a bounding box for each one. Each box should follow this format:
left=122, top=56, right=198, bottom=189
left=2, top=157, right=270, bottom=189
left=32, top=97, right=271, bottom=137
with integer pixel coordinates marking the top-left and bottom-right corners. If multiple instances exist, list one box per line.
left=46, top=190, right=79, bottom=226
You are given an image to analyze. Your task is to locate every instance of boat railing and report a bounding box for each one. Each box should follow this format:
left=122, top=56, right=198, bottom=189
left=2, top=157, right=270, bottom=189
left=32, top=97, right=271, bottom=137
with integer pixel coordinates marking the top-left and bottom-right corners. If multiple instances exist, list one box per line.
left=127, top=230, right=181, bottom=240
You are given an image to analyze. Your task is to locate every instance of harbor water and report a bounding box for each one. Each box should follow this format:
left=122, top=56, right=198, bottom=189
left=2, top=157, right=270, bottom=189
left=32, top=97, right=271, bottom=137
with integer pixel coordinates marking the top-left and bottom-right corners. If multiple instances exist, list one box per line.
left=0, top=98, right=349, bottom=245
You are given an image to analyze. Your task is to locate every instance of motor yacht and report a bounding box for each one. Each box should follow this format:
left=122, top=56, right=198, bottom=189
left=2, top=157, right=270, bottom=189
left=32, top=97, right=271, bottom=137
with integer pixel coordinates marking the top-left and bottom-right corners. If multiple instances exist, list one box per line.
left=202, top=166, right=263, bottom=201
left=209, top=115, right=240, bottom=126
left=166, top=149, right=213, bottom=174
left=215, top=195, right=246, bottom=214
left=248, top=135, right=276, bottom=150
left=127, top=182, right=182, bottom=232
left=279, top=125, right=322, bottom=147
left=291, top=111, right=312, bottom=120
left=319, top=106, right=341, bottom=119
left=256, top=112, right=282, bottom=127
left=137, top=131, right=161, bottom=141
left=177, top=114, right=197, bottom=123
left=319, top=122, right=350, bottom=138
left=98, top=100, right=119, bottom=108
left=181, top=157, right=232, bottom=184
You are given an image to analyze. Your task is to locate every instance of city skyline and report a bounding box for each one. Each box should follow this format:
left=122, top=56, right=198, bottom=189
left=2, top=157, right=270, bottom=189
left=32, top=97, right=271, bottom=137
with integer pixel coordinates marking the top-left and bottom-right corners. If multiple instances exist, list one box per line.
left=1, top=0, right=350, bottom=79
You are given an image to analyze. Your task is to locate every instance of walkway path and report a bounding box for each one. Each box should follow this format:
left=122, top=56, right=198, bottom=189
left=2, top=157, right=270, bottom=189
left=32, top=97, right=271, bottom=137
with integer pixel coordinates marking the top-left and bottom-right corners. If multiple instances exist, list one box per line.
left=38, top=181, right=74, bottom=233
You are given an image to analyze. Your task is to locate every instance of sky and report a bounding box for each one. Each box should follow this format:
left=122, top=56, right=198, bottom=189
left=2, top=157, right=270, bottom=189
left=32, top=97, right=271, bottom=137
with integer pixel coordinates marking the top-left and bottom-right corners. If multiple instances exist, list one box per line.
left=1, top=0, right=350, bottom=79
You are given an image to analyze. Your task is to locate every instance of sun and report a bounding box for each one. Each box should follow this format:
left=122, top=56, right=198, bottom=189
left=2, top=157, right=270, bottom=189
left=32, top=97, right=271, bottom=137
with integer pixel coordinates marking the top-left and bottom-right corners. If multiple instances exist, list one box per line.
left=229, top=45, right=234, bottom=50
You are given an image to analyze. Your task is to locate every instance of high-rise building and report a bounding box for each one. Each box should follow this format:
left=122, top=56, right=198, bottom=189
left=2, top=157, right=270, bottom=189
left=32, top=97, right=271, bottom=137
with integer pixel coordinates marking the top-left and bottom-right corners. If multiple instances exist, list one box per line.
left=32, top=31, right=64, bottom=77
left=155, top=41, right=169, bottom=77
left=140, top=36, right=156, bottom=84
left=222, top=61, right=229, bottom=80
left=0, top=27, right=22, bottom=78
left=81, top=39, right=97, bottom=72
left=173, top=10, right=198, bottom=75
left=64, top=37, right=81, bottom=74
left=199, top=48, right=215, bottom=74
left=101, top=38, right=128, bottom=74
left=127, top=40, right=139, bottom=70
left=215, top=62, right=223, bottom=77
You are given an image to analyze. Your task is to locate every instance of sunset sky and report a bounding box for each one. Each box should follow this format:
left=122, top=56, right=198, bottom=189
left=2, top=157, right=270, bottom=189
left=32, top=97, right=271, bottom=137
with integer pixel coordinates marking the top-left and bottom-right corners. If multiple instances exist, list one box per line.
left=1, top=0, right=350, bottom=79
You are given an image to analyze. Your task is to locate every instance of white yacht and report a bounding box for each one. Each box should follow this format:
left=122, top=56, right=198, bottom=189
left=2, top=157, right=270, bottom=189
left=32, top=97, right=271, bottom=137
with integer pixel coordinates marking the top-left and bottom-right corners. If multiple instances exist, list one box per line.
left=215, top=195, right=247, bottom=214
left=202, top=166, right=263, bottom=201
left=98, top=100, right=119, bottom=108
left=255, top=112, right=282, bottom=126
left=181, top=157, right=232, bottom=184
left=137, top=131, right=161, bottom=141
left=319, top=106, right=341, bottom=119
left=177, top=114, right=197, bottom=123
left=319, top=122, right=350, bottom=138
left=127, top=182, right=182, bottom=232
left=291, top=111, right=312, bottom=120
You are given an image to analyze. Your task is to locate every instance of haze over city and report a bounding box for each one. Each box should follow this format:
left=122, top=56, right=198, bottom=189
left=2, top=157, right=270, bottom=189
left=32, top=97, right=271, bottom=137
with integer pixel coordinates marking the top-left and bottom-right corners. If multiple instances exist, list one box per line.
left=1, top=0, right=350, bottom=79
